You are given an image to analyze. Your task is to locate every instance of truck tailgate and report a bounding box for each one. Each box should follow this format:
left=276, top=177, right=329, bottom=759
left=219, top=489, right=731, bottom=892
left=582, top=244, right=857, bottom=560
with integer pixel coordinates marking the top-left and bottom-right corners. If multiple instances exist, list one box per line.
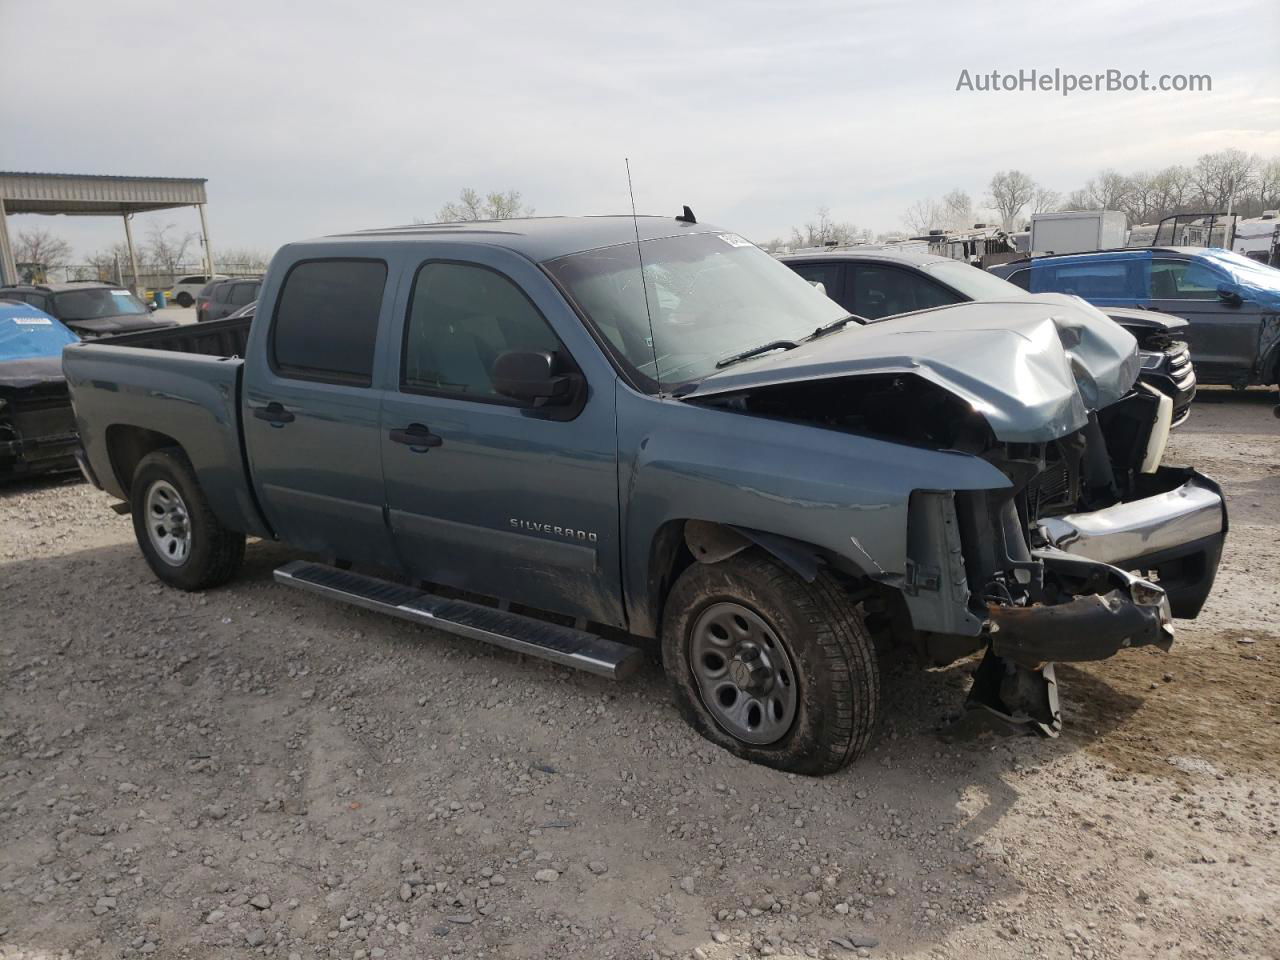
left=63, top=343, right=268, bottom=537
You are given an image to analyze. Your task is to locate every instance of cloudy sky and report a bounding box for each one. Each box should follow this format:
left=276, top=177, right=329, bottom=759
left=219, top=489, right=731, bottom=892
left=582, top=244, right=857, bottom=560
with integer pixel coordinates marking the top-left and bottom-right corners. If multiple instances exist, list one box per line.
left=3, top=0, right=1277, bottom=262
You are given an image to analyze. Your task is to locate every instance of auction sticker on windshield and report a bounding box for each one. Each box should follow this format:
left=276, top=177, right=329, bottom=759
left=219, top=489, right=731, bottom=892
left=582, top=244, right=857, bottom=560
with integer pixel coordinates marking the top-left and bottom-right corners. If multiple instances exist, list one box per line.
left=13, top=317, right=53, bottom=325
left=718, top=233, right=753, bottom=247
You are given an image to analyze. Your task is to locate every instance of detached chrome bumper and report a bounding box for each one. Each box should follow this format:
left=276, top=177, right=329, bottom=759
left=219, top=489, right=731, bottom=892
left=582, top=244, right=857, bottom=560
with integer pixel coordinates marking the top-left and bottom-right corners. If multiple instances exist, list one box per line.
left=1035, top=467, right=1227, bottom=618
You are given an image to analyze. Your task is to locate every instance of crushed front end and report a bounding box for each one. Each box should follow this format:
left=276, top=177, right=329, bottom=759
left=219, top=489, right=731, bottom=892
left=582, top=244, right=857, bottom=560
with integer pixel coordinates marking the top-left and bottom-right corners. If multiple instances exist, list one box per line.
left=909, top=400, right=1227, bottom=734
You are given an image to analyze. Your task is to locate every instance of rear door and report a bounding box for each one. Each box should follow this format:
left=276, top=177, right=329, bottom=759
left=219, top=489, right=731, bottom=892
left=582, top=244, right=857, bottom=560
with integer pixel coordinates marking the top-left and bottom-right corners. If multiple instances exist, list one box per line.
left=1145, top=255, right=1260, bottom=382
left=223, top=281, right=257, bottom=320
left=242, top=255, right=401, bottom=566
left=379, top=248, right=625, bottom=627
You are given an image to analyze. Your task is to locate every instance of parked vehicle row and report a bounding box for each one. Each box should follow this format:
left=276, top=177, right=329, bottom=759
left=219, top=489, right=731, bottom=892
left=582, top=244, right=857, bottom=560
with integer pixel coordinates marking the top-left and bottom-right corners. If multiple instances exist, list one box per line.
left=63, top=214, right=1227, bottom=774
left=781, top=248, right=1197, bottom=425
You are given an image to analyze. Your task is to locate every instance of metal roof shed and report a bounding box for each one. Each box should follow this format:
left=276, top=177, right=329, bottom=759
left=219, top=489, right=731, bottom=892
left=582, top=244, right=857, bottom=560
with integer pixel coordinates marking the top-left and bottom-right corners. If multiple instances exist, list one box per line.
left=0, top=171, right=212, bottom=287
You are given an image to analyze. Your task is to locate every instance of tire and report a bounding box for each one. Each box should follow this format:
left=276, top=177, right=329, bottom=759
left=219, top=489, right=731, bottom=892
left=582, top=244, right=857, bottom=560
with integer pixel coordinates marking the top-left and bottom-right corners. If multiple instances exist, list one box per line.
left=130, top=448, right=245, bottom=591
left=661, top=551, right=879, bottom=776
left=175, top=292, right=193, bottom=308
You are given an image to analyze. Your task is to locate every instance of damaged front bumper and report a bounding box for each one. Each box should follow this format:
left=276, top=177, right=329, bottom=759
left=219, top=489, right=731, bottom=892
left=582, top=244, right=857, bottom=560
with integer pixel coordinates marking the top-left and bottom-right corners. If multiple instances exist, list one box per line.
left=965, top=467, right=1227, bottom=736
left=1035, top=466, right=1227, bottom=618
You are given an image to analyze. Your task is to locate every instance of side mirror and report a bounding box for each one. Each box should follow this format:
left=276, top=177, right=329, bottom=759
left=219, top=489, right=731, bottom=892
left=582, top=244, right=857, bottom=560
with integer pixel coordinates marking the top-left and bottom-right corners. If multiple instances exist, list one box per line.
left=149, top=302, right=158, bottom=312
left=1217, top=283, right=1243, bottom=307
left=492, top=350, right=581, bottom=407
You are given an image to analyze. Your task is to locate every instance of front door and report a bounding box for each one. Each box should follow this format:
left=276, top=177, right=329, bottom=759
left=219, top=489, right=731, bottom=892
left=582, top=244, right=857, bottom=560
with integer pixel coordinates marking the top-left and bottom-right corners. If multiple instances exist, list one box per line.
left=242, top=256, right=400, bottom=567
left=380, top=256, right=624, bottom=627
left=1145, top=256, right=1261, bottom=383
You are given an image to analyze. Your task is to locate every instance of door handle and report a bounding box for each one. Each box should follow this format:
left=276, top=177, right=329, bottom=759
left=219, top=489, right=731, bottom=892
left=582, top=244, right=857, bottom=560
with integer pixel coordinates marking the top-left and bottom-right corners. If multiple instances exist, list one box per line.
left=254, top=401, right=295, bottom=426
left=389, top=422, right=443, bottom=451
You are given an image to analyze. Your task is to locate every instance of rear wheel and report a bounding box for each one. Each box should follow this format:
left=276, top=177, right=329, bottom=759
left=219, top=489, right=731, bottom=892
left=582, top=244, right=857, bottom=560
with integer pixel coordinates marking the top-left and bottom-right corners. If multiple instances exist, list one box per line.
left=175, top=292, right=193, bottom=308
left=661, top=551, right=879, bottom=775
left=130, top=449, right=244, bottom=590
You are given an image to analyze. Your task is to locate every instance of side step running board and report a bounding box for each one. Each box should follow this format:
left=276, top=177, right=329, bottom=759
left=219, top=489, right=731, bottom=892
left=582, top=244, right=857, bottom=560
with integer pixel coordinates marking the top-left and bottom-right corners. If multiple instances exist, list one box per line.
left=273, top=560, right=644, bottom=681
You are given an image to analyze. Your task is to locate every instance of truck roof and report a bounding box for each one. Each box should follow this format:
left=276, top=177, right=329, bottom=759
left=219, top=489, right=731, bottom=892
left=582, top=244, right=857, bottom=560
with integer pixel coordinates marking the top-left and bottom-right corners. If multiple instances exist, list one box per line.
left=318, top=215, right=722, bottom=264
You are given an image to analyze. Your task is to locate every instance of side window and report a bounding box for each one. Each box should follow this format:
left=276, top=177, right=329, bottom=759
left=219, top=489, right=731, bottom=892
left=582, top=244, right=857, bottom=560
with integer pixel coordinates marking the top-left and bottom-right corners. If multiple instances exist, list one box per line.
left=1006, top=269, right=1031, bottom=291
left=214, top=284, right=233, bottom=303
left=229, top=282, right=256, bottom=306
left=401, top=262, right=565, bottom=400
left=787, top=262, right=843, bottom=302
left=1151, top=259, right=1221, bottom=300
left=1037, top=261, right=1132, bottom=298
left=847, top=265, right=960, bottom=319
left=270, top=259, right=387, bottom=385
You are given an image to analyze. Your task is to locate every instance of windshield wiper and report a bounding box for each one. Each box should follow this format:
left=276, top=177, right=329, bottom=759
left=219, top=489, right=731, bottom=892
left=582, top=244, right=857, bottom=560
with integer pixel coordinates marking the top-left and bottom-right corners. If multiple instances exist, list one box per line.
left=806, top=314, right=861, bottom=340
left=715, top=339, right=799, bottom=369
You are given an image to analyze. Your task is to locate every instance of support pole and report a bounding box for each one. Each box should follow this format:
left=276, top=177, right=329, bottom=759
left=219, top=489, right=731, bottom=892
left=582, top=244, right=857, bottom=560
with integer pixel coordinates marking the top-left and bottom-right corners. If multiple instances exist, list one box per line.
left=197, top=203, right=214, bottom=277
left=0, top=197, right=17, bottom=285
left=122, top=213, right=141, bottom=292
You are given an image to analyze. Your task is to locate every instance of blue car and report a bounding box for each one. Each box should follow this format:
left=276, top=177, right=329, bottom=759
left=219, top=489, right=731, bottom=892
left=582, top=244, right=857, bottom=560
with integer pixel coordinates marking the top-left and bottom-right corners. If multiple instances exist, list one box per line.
left=990, top=247, right=1280, bottom=389
left=0, top=298, right=81, bottom=478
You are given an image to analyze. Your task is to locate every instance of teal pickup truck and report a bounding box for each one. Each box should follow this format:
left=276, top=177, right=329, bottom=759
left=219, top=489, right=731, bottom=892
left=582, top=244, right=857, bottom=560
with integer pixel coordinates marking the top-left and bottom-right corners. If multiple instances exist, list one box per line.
left=62, top=215, right=1228, bottom=774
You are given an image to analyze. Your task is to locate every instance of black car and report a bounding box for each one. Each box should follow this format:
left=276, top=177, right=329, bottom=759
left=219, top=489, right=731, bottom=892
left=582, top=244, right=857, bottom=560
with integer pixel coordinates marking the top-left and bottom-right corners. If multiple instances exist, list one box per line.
left=0, top=282, right=178, bottom=339
left=782, top=248, right=1196, bottom=425
left=197, top=278, right=261, bottom=323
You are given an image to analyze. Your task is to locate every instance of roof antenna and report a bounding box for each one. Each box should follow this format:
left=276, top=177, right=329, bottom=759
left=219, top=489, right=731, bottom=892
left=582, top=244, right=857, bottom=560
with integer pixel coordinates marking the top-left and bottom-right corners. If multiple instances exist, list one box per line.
left=626, top=158, right=662, bottom=395
left=676, top=205, right=697, bottom=224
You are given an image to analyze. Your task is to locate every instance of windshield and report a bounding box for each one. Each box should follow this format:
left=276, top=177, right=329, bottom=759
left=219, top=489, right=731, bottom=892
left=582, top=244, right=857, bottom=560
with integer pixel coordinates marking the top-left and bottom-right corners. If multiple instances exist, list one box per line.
left=545, top=232, right=848, bottom=387
left=1201, top=249, right=1280, bottom=287
left=0, top=311, right=79, bottom=361
left=921, top=258, right=1027, bottom=301
left=52, top=288, right=148, bottom=321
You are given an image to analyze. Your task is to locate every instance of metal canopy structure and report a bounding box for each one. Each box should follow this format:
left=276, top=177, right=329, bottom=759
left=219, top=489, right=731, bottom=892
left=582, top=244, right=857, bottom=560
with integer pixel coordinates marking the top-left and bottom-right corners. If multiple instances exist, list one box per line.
left=0, top=171, right=212, bottom=287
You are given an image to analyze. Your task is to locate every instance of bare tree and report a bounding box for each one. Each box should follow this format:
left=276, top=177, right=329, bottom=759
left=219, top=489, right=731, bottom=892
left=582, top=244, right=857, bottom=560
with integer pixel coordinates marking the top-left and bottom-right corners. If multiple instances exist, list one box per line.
left=789, top=207, right=865, bottom=247
left=941, top=189, right=975, bottom=231
left=1148, top=166, right=1192, bottom=219
left=1191, top=149, right=1257, bottom=212
left=902, top=198, right=944, bottom=234
left=1030, top=187, right=1060, bottom=216
left=434, top=188, right=534, bottom=222
left=83, top=244, right=138, bottom=283
left=215, top=247, right=273, bottom=273
left=1081, top=170, right=1132, bottom=211
left=986, top=171, right=1036, bottom=230
left=1255, top=158, right=1280, bottom=212
left=145, top=223, right=198, bottom=276
left=13, top=228, right=72, bottom=271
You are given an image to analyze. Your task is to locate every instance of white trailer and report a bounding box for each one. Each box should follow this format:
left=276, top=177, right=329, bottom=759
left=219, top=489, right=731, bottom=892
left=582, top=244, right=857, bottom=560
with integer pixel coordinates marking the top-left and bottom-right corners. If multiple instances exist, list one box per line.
left=1030, top=210, right=1128, bottom=255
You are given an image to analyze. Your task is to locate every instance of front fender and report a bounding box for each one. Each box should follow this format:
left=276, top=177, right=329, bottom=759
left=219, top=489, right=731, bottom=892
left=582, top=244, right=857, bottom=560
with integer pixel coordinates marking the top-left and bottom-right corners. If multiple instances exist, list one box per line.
left=616, top=384, right=1010, bottom=636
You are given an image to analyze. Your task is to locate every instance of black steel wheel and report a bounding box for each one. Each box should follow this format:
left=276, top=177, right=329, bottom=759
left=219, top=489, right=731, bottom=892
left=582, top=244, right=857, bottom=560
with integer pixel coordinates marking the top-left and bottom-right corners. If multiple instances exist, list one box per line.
left=662, top=550, right=879, bottom=775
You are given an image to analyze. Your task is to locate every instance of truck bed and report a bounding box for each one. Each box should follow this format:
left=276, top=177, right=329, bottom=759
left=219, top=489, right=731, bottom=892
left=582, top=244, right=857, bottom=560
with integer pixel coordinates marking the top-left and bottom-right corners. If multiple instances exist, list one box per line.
left=98, top=315, right=251, bottom=358
left=62, top=315, right=270, bottom=538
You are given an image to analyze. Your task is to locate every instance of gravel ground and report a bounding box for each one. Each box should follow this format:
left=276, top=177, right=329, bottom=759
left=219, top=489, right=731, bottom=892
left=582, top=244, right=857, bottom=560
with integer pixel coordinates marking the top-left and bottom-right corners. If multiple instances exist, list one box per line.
left=2, top=388, right=1277, bottom=960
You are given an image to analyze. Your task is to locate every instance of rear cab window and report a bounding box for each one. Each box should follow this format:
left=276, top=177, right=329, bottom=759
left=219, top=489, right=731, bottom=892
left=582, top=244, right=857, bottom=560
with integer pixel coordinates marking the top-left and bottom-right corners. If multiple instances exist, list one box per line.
left=269, top=259, right=387, bottom=386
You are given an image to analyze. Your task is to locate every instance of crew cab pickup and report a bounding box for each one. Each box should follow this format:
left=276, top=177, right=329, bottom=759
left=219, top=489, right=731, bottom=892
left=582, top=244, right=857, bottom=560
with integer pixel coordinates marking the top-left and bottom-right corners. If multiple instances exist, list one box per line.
left=63, top=215, right=1228, bottom=775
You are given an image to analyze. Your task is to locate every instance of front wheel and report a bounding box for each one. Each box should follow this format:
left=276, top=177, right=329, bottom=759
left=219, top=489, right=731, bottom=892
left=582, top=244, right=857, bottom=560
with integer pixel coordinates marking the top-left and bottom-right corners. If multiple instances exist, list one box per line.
left=131, top=449, right=245, bottom=590
left=661, top=551, right=879, bottom=776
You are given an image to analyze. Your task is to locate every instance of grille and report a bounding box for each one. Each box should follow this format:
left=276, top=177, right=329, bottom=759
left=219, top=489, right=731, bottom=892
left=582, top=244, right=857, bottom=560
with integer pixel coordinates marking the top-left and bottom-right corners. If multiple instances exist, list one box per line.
left=1166, top=341, right=1194, bottom=388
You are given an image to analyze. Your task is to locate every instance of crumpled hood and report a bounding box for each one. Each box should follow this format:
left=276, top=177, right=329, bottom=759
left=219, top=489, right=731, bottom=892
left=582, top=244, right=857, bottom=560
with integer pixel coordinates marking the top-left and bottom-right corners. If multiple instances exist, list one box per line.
left=683, top=295, right=1140, bottom=443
